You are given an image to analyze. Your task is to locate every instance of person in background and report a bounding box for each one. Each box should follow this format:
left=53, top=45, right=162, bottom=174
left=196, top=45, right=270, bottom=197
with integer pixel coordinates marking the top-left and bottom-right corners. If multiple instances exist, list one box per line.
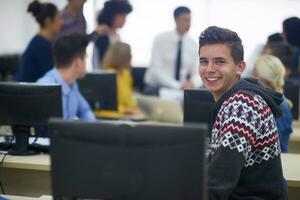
left=144, top=6, right=201, bottom=95
left=282, top=17, right=300, bottom=78
left=263, top=42, right=294, bottom=79
left=252, top=55, right=293, bottom=153
left=93, top=0, right=133, bottom=69
left=199, top=26, right=286, bottom=199
left=17, top=0, right=61, bottom=82
left=56, top=0, right=86, bottom=38
left=37, top=33, right=95, bottom=121
left=101, top=42, right=139, bottom=115
left=243, top=32, right=283, bottom=78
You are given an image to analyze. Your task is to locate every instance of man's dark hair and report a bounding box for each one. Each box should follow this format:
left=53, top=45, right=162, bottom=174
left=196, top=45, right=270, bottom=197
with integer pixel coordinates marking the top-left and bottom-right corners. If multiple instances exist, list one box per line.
left=267, top=32, right=283, bottom=43
left=97, top=0, right=133, bottom=27
left=266, top=42, right=293, bottom=68
left=283, top=17, right=300, bottom=48
left=54, top=33, right=89, bottom=68
left=199, top=26, right=244, bottom=64
left=173, top=6, right=191, bottom=19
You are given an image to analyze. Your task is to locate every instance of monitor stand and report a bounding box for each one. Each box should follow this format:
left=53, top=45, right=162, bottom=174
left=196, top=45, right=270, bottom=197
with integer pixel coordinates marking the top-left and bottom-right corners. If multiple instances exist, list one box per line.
left=8, top=125, right=39, bottom=155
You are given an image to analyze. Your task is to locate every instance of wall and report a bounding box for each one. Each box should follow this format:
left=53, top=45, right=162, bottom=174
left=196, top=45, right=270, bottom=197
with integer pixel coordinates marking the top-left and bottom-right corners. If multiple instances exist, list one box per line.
left=0, top=0, right=66, bottom=55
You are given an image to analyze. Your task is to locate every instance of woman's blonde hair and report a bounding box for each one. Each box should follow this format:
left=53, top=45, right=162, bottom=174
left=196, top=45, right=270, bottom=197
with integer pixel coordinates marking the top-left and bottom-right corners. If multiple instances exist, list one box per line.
left=101, top=42, right=131, bottom=70
left=253, top=55, right=285, bottom=93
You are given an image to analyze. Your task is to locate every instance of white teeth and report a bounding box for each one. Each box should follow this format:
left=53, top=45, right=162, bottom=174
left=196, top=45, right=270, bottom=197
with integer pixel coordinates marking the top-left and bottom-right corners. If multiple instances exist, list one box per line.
left=206, top=77, right=219, bottom=81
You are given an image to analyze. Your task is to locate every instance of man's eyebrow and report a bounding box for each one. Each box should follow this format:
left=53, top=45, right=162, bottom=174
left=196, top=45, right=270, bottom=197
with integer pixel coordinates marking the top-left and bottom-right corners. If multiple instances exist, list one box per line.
left=214, top=57, right=226, bottom=60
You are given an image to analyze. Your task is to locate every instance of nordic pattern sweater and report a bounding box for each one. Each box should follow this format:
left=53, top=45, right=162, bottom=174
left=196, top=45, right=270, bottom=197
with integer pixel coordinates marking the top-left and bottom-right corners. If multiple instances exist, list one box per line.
left=208, top=79, right=286, bottom=200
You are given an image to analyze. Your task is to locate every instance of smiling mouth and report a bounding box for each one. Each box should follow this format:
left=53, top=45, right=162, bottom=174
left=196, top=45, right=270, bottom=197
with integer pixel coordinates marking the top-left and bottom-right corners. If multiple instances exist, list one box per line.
left=206, top=77, right=220, bottom=81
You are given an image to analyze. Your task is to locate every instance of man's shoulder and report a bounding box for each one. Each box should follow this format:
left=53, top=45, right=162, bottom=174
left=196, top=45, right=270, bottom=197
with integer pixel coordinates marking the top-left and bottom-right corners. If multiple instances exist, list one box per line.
left=223, top=91, right=266, bottom=110
left=36, top=69, right=56, bottom=83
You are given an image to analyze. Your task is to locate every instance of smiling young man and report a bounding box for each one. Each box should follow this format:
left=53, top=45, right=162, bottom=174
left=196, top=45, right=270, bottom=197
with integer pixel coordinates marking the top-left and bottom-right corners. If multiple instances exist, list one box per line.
left=199, top=26, right=286, bottom=199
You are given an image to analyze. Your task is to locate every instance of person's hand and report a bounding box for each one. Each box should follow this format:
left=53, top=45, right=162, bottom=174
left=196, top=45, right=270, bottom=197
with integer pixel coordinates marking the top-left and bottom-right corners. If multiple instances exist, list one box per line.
left=181, top=81, right=194, bottom=89
left=124, top=108, right=141, bottom=115
left=95, top=25, right=110, bottom=35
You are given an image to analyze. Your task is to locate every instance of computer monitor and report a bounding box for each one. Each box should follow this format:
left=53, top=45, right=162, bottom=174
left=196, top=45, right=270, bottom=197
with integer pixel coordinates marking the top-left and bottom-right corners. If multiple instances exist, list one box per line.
left=0, top=82, right=62, bottom=155
left=184, top=89, right=215, bottom=126
left=78, top=72, right=117, bottom=111
left=131, top=66, right=146, bottom=92
left=49, top=118, right=207, bottom=200
left=283, top=79, right=300, bottom=120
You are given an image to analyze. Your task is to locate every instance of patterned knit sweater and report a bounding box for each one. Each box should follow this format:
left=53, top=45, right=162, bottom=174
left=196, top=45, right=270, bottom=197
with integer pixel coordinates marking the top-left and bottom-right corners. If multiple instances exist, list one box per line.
left=208, top=79, right=286, bottom=200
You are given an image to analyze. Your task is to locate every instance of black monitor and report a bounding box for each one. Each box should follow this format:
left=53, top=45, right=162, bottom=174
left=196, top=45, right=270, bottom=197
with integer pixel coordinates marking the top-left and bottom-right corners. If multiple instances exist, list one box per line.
left=283, top=79, right=300, bottom=120
left=0, top=82, right=62, bottom=155
left=132, top=66, right=146, bottom=92
left=0, top=54, right=20, bottom=81
left=49, top=119, right=207, bottom=200
left=184, top=89, right=215, bottom=126
left=78, top=72, right=117, bottom=111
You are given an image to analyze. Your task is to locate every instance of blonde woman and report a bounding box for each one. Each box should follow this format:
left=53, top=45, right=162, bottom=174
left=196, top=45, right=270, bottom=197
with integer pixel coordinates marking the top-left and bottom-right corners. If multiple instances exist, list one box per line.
left=102, top=42, right=139, bottom=115
left=252, top=55, right=293, bottom=152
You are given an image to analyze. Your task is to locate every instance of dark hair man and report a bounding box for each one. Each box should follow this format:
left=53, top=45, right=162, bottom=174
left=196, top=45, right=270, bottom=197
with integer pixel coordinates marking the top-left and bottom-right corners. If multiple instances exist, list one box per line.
left=38, top=33, right=95, bottom=121
left=144, top=6, right=201, bottom=94
left=199, top=26, right=286, bottom=199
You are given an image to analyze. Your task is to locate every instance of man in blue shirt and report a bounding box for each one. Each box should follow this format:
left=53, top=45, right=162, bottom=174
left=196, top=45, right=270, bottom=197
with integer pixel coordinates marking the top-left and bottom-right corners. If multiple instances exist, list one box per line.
left=38, top=33, right=95, bottom=121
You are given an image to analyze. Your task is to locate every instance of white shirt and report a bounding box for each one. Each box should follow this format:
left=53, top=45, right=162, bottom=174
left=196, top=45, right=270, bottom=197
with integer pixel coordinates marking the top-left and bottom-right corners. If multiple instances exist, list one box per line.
left=145, top=30, right=202, bottom=89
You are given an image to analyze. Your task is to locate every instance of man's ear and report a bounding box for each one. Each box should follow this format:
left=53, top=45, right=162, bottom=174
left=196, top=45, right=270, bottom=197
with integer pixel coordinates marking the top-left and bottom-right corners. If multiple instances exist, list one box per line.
left=73, top=57, right=81, bottom=68
left=237, top=61, right=246, bottom=76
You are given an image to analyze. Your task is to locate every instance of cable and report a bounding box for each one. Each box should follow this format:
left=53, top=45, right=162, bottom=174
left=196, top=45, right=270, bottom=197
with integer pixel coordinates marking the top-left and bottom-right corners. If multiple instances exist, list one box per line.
left=0, top=136, right=14, bottom=152
left=31, top=136, right=38, bottom=145
left=0, top=152, right=7, bottom=194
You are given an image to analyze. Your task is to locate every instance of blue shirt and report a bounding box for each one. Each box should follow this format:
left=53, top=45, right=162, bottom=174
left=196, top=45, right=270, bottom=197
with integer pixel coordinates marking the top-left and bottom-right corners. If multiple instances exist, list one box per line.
left=37, top=68, right=95, bottom=121
left=276, top=100, right=293, bottom=153
left=17, top=35, right=54, bottom=82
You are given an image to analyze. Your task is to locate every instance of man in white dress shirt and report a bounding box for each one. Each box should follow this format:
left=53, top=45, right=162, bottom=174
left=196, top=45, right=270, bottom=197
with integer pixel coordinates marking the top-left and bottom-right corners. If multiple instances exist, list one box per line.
left=144, top=6, right=201, bottom=94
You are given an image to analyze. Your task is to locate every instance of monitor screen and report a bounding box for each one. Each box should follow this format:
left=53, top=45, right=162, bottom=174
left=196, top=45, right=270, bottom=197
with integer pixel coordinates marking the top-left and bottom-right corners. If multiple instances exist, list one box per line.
left=131, top=67, right=146, bottom=92
left=184, top=88, right=215, bottom=126
left=283, top=79, right=299, bottom=120
left=0, top=82, right=62, bottom=154
left=49, top=119, right=207, bottom=200
left=78, top=72, right=117, bottom=111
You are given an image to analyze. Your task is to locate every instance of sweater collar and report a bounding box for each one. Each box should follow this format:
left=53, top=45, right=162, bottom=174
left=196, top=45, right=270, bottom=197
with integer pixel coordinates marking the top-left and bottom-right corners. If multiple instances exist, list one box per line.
left=211, top=78, right=283, bottom=124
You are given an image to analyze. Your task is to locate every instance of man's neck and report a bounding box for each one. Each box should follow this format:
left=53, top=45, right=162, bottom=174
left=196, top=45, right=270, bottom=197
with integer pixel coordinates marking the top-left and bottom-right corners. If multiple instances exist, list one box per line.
left=176, top=28, right=187, bottom=37
left=57, top=68, right=76, bottom=85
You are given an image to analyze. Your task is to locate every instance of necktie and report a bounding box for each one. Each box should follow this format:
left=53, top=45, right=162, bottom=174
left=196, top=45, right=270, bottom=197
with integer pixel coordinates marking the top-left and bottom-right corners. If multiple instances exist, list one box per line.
left=175, top=39, right=182, bottom=81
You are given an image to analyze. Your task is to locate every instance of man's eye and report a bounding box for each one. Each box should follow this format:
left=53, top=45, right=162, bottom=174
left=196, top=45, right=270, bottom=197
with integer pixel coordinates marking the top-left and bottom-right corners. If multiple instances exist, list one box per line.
left=215, top=60, right=225, bottom=64
left=200, top=60, right=208, bottom=64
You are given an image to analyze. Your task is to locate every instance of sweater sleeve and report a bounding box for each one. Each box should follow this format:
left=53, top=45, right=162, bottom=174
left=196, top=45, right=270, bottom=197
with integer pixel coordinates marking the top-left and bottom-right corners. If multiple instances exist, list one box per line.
left=208, top=146, right=245, bottom=200
left=208, top=92, right=258, bottom=199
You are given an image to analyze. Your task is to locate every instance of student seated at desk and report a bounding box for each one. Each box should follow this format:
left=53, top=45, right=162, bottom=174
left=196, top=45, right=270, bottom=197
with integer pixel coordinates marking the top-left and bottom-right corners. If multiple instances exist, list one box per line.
left=199, top=26, right=286, bottom=199
left=101, top=42, right=140, bottom=115
left=37, top=33, right=95, bottom=121
left=253, top=55, right=293, bottom=153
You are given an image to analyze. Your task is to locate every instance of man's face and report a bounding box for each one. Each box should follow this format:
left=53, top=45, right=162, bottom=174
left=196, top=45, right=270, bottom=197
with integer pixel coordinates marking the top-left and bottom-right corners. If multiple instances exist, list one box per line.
left=77, top=54, right=87, bottom=79
left=199, top=44, right=245, bottom=101
left=175, top=13, right=191, bottom=34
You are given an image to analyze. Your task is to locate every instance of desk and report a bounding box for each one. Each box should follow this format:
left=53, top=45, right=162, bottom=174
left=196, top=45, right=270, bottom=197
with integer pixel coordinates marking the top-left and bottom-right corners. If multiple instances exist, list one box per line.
left=0, top=154, right=51, bottom=197
left=290, top=121, right=300, bottom=153
left=281, top=153, right=300, bottom=200
left=1, top=195, right=52, bottom=200
left=1, top=153, right=300, bottom=198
